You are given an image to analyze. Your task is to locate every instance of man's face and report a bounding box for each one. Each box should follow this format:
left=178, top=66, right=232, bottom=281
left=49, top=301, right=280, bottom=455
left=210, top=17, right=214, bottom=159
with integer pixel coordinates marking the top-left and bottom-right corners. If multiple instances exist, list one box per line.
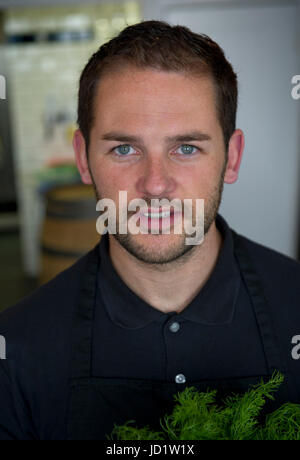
left=82, top=67, right=229, bottom=264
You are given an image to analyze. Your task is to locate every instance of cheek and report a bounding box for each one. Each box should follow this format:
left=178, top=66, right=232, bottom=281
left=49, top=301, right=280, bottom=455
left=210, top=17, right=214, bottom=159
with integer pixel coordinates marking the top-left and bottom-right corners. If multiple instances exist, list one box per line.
left=91, top=161, right=136, bottom=199
left=181, top=163, right=220, bottom=197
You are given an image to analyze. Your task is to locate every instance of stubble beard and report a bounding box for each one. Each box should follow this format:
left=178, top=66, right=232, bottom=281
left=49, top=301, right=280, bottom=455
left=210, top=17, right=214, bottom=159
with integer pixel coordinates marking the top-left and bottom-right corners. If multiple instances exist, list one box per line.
left=90, top=161, right=226, bottom=266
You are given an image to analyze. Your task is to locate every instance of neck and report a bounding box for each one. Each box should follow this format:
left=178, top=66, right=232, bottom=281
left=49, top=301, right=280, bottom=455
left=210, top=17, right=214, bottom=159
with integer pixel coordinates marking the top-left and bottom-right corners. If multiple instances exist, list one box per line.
left=108, top=221, right=223, bottom=314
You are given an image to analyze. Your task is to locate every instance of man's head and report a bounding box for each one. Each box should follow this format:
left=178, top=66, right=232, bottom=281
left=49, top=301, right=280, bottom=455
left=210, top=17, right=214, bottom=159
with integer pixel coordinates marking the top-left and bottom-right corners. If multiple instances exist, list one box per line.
left=74, top=20, right=244, bottom=264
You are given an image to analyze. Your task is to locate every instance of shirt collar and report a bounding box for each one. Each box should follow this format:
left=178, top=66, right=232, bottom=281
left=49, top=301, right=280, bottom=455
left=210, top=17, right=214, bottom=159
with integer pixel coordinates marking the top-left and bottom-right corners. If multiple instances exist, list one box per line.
left=98, top=214, right=241, bottom=329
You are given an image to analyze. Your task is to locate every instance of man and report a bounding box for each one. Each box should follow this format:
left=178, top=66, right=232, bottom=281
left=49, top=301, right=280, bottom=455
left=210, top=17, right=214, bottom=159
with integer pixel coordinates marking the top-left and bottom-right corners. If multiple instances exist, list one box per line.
left=0, top=20, right=300, bottom=440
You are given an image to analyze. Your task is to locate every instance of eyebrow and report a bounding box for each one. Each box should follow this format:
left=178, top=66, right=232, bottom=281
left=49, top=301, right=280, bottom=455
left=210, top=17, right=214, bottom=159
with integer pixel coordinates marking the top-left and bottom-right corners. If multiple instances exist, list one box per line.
left=100, top=131, right=212, bottom=144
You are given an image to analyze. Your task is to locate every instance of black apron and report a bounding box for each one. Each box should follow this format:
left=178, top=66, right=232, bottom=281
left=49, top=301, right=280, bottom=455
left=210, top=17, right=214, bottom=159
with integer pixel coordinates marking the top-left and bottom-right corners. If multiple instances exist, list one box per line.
left=66, top=231, right=298, bottom=440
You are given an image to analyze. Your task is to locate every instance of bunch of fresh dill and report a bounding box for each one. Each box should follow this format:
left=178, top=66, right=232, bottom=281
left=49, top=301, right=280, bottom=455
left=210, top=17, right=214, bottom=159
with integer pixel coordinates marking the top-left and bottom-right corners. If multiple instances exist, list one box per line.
left=110, top=371, right=300, bottom=440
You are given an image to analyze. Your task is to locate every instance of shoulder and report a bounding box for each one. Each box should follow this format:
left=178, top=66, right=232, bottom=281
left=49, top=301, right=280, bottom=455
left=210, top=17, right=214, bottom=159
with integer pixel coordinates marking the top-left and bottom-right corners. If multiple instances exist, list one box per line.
left=234, top=231, right=300, bottom=281
left=230, top=229, right=300, bottom=396
left=0, top=246, right=97, bottom=355
left=232, top=230, right=300, bottom=327
left=0, top=247, right=98, bottom=440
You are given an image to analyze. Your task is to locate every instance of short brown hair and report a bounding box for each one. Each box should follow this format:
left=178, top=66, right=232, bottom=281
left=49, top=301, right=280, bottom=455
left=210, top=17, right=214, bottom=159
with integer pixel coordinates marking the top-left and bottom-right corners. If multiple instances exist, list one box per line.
left=77, top=20, right=238, bottom=155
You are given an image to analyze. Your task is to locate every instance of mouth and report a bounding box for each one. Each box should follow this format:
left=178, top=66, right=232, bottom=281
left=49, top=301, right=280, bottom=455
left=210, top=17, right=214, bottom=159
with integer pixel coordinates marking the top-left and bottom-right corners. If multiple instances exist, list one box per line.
left=141, top=209, right=173, bottom=219
left=133, top=207, right=182, bottom=233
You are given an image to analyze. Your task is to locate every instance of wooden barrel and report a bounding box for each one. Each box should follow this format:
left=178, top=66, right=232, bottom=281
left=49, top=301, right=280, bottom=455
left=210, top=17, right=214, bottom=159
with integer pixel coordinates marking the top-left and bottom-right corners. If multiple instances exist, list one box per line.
left=40, top=183, right=100, bottom=285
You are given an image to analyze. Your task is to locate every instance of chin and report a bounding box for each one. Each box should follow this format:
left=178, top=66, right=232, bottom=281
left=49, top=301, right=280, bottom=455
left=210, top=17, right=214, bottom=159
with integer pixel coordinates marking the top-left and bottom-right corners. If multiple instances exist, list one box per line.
left=112, top=232, right=194, bottom=265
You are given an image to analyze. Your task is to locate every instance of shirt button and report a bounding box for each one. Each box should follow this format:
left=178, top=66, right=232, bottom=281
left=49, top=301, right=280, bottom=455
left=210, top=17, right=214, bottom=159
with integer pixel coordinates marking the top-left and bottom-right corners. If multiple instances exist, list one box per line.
left=175, top=374, right=186, bottom=384
left=169, top=321, right=180, bottom=333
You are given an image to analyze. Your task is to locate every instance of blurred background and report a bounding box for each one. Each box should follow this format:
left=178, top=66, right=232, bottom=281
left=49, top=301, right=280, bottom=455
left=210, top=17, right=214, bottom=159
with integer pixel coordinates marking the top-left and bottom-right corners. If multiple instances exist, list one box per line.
left=0, top=0, right=299, bottom=312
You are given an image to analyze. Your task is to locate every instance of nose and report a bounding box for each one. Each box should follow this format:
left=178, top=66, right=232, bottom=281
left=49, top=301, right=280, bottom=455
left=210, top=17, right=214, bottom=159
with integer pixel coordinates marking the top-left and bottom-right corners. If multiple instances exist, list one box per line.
left=136, top=156, right=176, bottom=198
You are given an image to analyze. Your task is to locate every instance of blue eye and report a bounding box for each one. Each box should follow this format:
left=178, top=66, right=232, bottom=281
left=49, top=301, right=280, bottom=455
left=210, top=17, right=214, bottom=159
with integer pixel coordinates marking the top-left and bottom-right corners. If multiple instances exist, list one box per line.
left=177, top=144, right=198, bottom=155
left=114, top=145, right=136, bottom=156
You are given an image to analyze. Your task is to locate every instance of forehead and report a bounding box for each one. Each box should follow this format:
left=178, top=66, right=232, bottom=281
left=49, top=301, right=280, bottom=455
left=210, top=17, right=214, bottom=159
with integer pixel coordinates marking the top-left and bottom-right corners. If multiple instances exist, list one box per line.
left=92, top=67, right=219, bottom=133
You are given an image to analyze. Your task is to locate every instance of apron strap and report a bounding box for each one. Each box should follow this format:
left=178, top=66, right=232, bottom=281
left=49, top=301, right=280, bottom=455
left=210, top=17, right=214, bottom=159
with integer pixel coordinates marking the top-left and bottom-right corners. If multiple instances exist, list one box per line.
left=69, top=245, right=100, bottom=380
left=232, top=230, right=287, bottom=375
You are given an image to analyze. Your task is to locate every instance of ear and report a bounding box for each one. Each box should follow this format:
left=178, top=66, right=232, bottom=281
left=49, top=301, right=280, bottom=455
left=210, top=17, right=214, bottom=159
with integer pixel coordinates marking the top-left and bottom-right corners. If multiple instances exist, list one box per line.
left=73, top=129, right=93, bottom=185
left=224, top=129, right=245, bottom=184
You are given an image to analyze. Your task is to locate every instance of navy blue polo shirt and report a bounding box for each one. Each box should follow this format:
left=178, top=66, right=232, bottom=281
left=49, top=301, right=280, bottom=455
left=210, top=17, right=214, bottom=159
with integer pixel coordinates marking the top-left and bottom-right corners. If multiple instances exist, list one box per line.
left=93, top=215, right=267, bottom=381
left=0, top=215, right=268, bottom=439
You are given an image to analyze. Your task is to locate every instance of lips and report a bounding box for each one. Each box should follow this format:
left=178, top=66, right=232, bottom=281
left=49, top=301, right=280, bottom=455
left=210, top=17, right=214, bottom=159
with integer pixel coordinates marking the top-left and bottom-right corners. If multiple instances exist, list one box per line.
left=135, top=207, right=177, bottom=221
left=133, top=207, right=182, bottom=233
left=140, top=208, right=174, bottom=218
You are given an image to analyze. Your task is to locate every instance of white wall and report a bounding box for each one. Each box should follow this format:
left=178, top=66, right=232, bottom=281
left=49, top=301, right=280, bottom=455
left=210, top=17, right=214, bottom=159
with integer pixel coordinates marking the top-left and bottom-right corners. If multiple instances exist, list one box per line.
left=143, top=0, right=300, bottom=259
